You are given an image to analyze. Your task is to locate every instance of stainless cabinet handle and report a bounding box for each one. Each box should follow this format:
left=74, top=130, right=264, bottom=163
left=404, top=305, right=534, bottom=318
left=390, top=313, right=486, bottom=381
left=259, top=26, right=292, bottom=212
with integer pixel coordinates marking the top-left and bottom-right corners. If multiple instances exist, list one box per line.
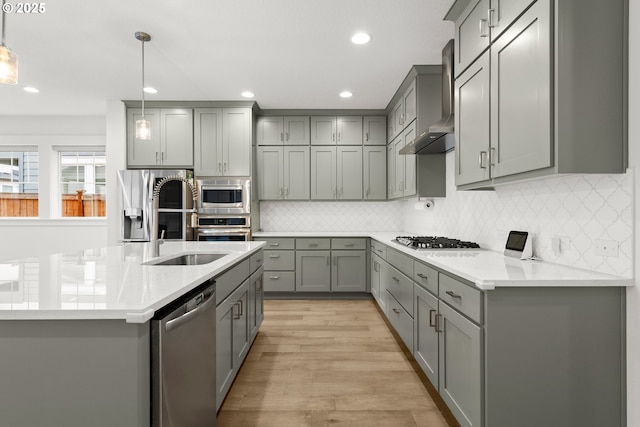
left=338, top=132, right=341, bottom=142
left=488, top=8, right=496, bottom=28
left=280, top=187, right=284, bottom=197
left=256, top=259, right=262, bottom=263
left=392, top=308, right=400, bottom=314
left=280, top=132, right=284, bottom=141
left=365, top=187, right=370, bottom=197
left=490, top=147, right=496, bottom=166
left=218, top=163, right=222, bottom=173
left=223, top=162, right=228, bottom=172
left=373, top=261, right=379, bottom=272
left=233, top=302, right=241, bottom=319
left=155, top=152, right=159, bottom=163
left=344, top=243, right=355, bottom=247
left=309, top=243, right=318, bottom=248
left=270, top=242, right=280, bottom=246
left=286, top=132, right=289, bottom=141
left=435, top=313, right=442, bottom=333
left=377, top=249, right=383, bottom=253
left=285, top=187, right=289, bottom=196
left=269, top=255, right=280, bottom=259
left=238, top=299, right=243, bottom=316
left=446, top=290, right=462, bottom=299
left=429, top=309, right=437, bottom=327
left=392, top=276, right=400, bottom=283
left=269, top=275, right=280, bottom=280
left=333, top=133, right=336, bottom=142
left=366, top=132, right=369, bottom=141
left=479, top=151, right=488, bottom=169
left=479, top=19, right=489, bottom=37
left=417, top=273, right=428, bottom=281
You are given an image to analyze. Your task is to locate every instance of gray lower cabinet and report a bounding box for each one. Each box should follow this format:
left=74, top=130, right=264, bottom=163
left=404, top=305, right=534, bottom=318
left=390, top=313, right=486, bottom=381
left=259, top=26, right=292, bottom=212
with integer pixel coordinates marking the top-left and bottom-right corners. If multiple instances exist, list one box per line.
left=296, top=250, right=331, bottom=292
left=414, top=284, right=439, bottom=388
left=370, top=253, right=382, bottom=301
left=255, top=238, right=296, bottom=293
left=331, top=250, right=366, bottom=292
left=248, top=268, right=264, bottom=341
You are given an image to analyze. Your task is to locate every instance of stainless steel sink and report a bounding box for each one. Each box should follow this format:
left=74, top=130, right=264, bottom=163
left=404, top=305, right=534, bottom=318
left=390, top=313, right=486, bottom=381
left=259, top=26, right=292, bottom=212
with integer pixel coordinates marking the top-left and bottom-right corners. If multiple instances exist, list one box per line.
left=146, top=253, right=228, bottom=266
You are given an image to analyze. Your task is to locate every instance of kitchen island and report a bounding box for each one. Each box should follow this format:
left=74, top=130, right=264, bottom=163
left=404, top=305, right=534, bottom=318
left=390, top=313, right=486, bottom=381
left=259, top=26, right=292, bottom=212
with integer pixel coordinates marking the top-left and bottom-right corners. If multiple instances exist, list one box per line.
left=0, top=241, right=265, bottom=427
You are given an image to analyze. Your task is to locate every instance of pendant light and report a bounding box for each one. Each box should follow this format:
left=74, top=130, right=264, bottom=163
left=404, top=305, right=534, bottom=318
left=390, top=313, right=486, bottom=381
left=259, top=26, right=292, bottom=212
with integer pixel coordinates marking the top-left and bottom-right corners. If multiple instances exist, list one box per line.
left=0, top=0, right=18, bottom=85
left=135, top=32, right=151, bottom=140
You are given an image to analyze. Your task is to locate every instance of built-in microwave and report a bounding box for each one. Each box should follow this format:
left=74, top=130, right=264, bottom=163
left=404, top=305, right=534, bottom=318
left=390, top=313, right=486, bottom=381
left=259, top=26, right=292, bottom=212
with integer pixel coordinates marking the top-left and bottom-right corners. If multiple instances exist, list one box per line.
left=196, top=177, right=250, bottom=215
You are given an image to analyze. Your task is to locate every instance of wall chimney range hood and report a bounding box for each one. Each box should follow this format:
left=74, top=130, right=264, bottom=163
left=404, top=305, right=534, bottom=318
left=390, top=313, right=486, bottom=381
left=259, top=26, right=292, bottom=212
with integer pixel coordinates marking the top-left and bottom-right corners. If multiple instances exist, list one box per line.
left=400, top=39, right=455, bottom=155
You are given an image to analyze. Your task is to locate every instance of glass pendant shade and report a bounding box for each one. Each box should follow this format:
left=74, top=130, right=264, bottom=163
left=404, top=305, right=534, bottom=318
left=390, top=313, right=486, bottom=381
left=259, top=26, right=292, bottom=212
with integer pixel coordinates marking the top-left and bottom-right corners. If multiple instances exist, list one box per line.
left=136, top=118, right=151, bottom=140
left=0, top=45, right=18, bottom=85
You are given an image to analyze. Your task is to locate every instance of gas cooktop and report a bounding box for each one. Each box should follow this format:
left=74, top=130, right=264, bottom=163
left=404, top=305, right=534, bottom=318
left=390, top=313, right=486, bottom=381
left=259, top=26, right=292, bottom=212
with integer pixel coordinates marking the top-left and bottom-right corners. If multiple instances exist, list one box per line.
left=394, top=236, right=481, bottom=249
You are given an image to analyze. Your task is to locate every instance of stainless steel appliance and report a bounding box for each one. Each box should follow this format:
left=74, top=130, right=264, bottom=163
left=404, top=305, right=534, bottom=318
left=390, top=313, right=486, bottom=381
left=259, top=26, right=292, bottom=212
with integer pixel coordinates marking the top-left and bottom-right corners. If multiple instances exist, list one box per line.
left=117, top=169, right=195, bottom=241
left=196, top=177, right=250, bottom=215
left=394, top=236, right=480, bottom=249
left=196, top=215, right=251, bottom=242
left=151, top=277, right=217, bottom=427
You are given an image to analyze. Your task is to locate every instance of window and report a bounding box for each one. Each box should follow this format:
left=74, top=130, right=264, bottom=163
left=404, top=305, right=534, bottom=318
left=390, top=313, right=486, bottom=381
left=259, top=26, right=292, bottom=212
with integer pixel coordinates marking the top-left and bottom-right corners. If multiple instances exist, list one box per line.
left=0, top=150, right=39, bottom=217
left=59, top=151, right=106, bottom=217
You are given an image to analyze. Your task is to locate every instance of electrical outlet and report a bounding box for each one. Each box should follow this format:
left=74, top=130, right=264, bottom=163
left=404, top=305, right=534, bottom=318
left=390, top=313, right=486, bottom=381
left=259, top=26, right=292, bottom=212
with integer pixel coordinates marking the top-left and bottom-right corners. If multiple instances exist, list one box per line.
left=595, top=239, right=619, bottom=257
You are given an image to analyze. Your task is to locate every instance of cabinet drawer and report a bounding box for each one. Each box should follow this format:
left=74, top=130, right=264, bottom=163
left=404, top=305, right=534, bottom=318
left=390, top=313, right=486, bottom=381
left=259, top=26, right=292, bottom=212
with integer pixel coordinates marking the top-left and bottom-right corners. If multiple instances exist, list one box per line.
left=414, top=261, right=438, bottom=296
left=439, top=273, right=482, bottom=324
left=387, top=291, right=414, bottom=353
left=331, top=238, right=366, bottom=250
left=370, top=239, right=387, bottom=259
left=386, top=247, right=413, bottom=278
left=254, top=238, right=295, bottom=250
left=296, top=238, right=331, bottom=250
left=263, top=271, right=295, bottom=292
left=250, top=250, right=264, bottom=273
left=386, top=265, right=414, bottom=317
left=216, top=259, right=251, bottom=305
left=264, top=250, right=295, bottom=270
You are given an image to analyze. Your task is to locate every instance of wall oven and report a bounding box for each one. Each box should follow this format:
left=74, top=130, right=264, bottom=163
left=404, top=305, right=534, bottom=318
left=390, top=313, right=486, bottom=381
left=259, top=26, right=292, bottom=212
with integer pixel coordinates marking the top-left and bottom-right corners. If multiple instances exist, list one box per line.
left=196, top=177, right=250, bottom=215
left=196, top=215, right=251, bottom=242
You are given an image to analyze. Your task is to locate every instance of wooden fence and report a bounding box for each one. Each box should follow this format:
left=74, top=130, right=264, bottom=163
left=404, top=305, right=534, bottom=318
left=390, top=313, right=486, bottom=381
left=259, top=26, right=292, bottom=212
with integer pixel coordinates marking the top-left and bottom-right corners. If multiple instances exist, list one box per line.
left=0, top=191, right=106, bottom=217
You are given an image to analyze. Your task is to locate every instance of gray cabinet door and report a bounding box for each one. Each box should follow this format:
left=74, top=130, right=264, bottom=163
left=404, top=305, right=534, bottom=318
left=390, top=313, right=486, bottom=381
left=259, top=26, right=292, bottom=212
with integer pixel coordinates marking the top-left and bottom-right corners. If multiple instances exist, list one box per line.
left=414, top=285, right=439, bottom=389
left=490, top=0, right=551, bottom=179
left=336, top=146, right=363, bottom=200
left=257, top=116, right=284, bottom=145
left=127, top=108, right=161, bottom=167
left=403, top=80, right=417, bottom=126
left=392, top=100, right=403, bottom=138
left=216, top=296, right=236, bottom=410
left=295, top=250, right=331, bottom=292
left=283, top=116, right=310, bottom=145
left=232, top=280, right=251, bottom=368
left=337, top=116, right=363, bottom=145
left=489, top=0, right=536, bottom=41
left=363, top=116, right=387, bottom=145
left=371, top=253, right=382, bottom=301
left=402, top=122, right=417, bottom=197
left=438, top=302, right=482, bottom=427
left=387, top=111, right=395, bottom=141
left=377, top=259, right=389, bottom=313
left=223, top=108, right=252, bottom=176
left=393, top=136, right=405, bottom=195
left=363, top=146, right=387, bottom=200
left=387, top=143, right=396, bottom=199
left=454, top=0, right=490, bottom=77
left=331, top=250, right=366, bottom=292
left=249, top=271, right=264, bottom=340
left=194, top=108, right=223, bottom=176
left=257, top=146, right=283, bottom=200
left=455, top=51, right=491, bottom=186
left=160, top=108, right=193, bottom=167
left=310, top=146, right=337, bottom=199
left=283, top=146, right=310, bottom=200
left=310, top=116, right=337, bottom=145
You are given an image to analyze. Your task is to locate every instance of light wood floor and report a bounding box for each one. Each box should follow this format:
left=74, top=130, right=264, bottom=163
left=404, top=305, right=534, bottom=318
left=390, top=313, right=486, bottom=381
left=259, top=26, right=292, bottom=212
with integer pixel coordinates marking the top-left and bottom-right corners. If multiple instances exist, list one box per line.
left=217, top=299, right=459, bottom=427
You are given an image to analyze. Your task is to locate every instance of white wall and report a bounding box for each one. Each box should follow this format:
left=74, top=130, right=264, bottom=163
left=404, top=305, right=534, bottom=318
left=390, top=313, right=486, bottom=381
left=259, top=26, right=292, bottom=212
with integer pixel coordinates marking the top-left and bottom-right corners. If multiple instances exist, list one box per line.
left=0, top=116, right=107, bottom=261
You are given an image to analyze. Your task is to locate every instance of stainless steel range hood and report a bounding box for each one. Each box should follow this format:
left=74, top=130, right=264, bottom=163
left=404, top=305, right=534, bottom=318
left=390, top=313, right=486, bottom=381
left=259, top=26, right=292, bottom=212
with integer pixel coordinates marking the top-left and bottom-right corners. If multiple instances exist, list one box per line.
left=400, top=39, right=454, bottom=155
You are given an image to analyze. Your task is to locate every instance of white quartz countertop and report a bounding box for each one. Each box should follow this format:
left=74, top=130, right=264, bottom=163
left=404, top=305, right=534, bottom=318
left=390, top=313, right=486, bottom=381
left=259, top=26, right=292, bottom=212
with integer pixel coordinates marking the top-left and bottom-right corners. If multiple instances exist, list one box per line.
left=254, top=231, right=633, bottom=290
left=0, top=241, right=265, bottom=322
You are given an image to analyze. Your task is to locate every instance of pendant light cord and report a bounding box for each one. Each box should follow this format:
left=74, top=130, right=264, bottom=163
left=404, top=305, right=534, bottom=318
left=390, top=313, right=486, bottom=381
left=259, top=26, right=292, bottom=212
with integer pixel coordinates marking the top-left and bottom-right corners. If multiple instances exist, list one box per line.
left=141, top=37, right=145, bottom=119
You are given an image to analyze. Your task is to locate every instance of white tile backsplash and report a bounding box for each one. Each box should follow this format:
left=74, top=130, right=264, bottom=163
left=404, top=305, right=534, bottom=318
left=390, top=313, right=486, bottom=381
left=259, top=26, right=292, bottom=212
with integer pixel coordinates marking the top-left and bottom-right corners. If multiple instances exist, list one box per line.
left=259, top=151, right=634, bottom=277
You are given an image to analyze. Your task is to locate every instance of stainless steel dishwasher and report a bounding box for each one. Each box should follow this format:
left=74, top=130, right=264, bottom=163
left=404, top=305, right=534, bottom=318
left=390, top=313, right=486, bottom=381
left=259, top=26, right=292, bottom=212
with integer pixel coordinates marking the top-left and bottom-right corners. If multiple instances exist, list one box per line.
left=151, top=277, right=217, bottom=427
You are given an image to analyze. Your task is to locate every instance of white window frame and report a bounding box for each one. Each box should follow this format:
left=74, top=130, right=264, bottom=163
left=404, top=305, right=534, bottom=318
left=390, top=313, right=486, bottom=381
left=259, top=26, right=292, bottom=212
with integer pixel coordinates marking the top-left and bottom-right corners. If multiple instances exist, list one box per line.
left=54, top=146, right=106, bottom=218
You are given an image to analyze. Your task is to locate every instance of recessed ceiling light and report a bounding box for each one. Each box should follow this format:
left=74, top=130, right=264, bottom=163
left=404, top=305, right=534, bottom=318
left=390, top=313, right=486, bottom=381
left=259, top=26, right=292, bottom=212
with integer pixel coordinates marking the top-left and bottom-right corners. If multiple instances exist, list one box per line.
left=143, top=87, right=158, bottom=94
left=351, top=33, right=371, bottom=45
left=23, top=87, right=39, bottom=93
left=339, top=91, right=353, bottom=98
left=241, top=91, right=255, bottom=98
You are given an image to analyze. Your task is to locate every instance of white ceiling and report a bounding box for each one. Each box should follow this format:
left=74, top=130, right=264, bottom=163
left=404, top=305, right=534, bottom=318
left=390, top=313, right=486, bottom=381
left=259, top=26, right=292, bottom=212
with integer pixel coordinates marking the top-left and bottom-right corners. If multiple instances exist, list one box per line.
left=0, top=0, right=455, bottom=116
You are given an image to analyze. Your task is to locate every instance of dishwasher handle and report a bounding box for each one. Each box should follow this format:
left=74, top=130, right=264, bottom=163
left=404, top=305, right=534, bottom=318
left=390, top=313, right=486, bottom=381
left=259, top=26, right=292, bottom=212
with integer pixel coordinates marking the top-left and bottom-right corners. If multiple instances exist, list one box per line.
left=165, top=286, right=216, bottom=333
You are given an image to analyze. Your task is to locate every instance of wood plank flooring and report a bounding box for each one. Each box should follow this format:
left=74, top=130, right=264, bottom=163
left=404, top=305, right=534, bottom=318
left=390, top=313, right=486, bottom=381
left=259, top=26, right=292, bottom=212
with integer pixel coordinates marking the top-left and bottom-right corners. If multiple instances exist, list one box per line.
left=217, top=299, right=459, bottom=427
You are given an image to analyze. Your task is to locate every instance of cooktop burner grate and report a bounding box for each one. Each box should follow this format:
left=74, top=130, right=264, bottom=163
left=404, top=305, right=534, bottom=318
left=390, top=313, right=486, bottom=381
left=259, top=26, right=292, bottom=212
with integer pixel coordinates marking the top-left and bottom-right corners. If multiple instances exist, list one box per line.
left=395, top=236, right=480, bottom=249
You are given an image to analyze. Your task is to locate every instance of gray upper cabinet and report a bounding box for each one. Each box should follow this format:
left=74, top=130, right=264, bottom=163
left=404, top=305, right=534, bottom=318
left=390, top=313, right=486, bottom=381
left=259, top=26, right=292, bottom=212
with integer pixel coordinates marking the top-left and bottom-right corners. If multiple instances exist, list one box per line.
left=448, top=0, right=627, bottom=189
left=194, top=108, right=223, bottom=176
left=258, top=146, right=310, bottom=200
left=455, top=51, right=490, bottom=186
left=451, top=0, right=490, bottom=78
left=127, top=108, right=193, bottom=168
left=391, top=121, right=417, bottom=198
left=363, top=116, right=387, bottom=145
left=257, top=116, right=310, bottom=145
left=336, top=146, right=363, bottom=200
left=310, top=146, right=337, bottom=199
left=310, top=116, right=337, bottom=145
left=490, top=0, right=551, bottom=179
left=194, top=107, right=251, bottom=177
left=337, top=116, right=363, bottom=145
left=387, top=143, right=396, bottom=199
left=363, top=146, right=387, bottom=200
left=389, top=80, right=418, bottom=140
